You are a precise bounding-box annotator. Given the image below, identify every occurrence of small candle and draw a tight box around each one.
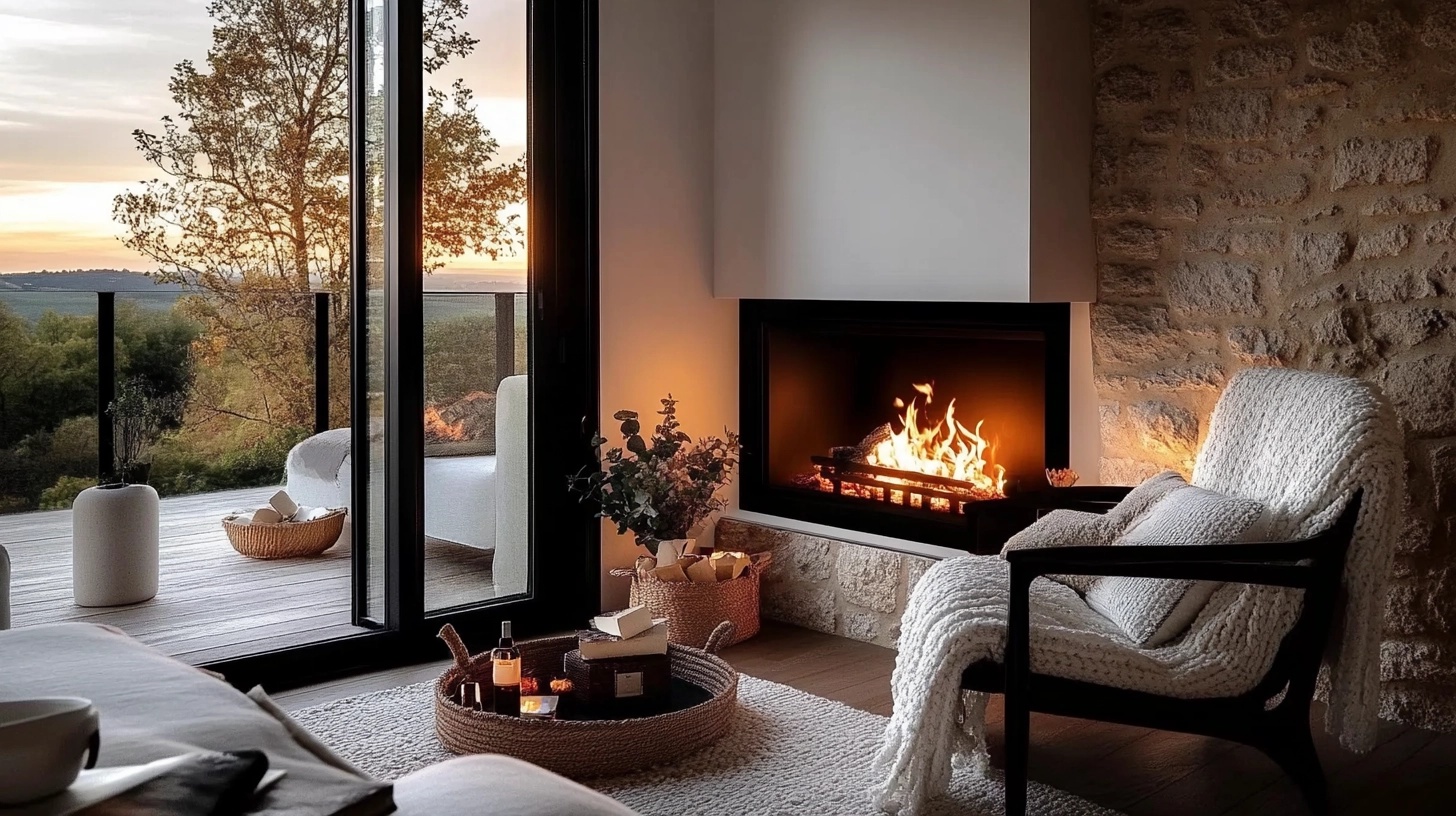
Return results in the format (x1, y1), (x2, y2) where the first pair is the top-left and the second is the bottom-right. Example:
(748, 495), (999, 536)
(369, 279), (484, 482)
(550, 677), (574, 695)
(521, 676), (540, 695)
(519, 695), (559, 720)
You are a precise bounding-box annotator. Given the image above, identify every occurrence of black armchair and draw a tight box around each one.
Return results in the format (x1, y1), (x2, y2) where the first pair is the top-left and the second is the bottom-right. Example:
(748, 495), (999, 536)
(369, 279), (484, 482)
(964, 491), (1362, 816)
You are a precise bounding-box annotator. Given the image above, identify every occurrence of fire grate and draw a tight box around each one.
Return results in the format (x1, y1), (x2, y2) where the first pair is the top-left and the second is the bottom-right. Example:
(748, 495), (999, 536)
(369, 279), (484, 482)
(808, 456), (1001, 517)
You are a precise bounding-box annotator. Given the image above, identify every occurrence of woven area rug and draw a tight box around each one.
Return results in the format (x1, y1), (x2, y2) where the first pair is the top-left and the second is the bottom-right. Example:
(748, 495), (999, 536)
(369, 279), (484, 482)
(292, 676), (1118, 816)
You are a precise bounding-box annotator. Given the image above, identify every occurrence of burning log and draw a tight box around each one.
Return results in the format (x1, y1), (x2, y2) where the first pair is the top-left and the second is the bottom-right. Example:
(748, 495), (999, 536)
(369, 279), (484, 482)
(831, 423), (894, 463)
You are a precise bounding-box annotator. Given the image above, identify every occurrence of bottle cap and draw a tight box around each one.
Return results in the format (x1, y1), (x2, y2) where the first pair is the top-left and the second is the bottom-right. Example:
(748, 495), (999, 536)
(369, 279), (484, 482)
(502, 620), (512, 639)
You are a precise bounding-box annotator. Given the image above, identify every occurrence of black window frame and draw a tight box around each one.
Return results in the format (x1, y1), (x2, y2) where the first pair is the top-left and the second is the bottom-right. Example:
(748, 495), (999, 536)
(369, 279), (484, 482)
(204, 0), (599, 692)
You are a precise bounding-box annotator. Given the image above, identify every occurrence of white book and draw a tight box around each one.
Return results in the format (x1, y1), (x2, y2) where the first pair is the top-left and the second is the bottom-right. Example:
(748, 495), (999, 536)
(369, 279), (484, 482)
(577, 620), (669, 660)
(591, 606), (655, 640)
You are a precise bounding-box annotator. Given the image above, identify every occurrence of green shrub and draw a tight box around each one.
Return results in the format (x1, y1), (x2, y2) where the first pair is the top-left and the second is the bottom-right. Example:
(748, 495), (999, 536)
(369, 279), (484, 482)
(39, 475), (97, 510)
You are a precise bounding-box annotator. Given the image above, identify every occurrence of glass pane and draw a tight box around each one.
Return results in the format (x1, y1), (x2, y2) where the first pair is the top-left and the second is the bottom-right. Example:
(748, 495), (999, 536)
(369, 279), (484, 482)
(423, 0), (529, 612)
(0, 293), (99, 517)
(362, 0), (388, 621)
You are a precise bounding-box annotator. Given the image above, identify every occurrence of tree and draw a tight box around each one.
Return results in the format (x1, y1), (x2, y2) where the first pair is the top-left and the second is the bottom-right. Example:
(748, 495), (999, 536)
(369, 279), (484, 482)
(115, 0), (525, 429)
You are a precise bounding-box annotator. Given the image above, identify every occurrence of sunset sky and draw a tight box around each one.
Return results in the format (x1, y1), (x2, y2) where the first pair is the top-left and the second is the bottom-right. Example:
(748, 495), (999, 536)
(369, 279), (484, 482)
(0, 0), (527, 276)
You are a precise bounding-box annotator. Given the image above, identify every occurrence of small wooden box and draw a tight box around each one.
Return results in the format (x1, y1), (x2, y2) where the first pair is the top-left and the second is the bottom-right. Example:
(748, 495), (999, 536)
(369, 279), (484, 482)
(563, 649), (670, 717)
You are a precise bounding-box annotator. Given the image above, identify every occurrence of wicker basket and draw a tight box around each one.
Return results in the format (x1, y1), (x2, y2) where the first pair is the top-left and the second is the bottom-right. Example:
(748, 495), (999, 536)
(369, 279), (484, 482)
(433, 623), (739, 778)
(222, 509), (346, 559)
(609, 552), (771, 649)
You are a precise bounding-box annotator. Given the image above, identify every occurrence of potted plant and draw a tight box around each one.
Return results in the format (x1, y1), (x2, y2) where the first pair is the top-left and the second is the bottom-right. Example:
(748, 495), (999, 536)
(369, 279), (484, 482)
(569, 396), (740, 557)
(71, 379), (184, 607)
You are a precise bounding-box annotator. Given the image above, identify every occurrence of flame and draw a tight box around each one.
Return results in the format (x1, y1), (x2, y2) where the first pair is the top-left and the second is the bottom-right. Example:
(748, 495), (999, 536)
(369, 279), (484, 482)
(866, 383), (1006, 498)
(424, 405), (466, 441)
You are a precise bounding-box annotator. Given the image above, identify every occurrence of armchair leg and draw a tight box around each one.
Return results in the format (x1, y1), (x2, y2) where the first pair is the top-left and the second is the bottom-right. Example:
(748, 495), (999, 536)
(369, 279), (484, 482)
(1003, 692), (1030, 816)
(1265, 726), (1329, 816)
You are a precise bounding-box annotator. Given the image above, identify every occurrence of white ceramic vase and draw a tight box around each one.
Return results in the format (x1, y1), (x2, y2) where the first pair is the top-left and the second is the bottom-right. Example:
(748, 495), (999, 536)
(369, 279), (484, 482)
(72, 484), (160, 607)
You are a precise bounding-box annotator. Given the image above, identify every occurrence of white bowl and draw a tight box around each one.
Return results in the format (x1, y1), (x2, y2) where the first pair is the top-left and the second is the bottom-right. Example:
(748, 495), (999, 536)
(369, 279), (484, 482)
(0, 697), (99, 805)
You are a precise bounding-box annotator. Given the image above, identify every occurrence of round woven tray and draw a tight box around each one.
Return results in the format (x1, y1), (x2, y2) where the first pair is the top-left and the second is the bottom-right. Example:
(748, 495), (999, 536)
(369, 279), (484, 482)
(222, 509), (346, 559)
(433, 623), (739, 778)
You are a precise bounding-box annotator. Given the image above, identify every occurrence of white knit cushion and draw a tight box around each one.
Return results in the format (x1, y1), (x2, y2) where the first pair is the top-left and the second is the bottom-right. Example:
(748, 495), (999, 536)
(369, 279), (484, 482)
(1084, 483), (1267, 647)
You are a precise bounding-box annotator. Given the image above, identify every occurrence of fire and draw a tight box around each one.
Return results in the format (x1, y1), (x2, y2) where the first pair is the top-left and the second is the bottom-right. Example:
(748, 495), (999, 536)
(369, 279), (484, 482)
(867, 383), (1006, 498)
(423, 405), (466, 441)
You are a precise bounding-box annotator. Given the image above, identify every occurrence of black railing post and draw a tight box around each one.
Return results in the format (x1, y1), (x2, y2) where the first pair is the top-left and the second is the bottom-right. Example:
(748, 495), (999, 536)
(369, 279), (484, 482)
(97, 292), (116, 482)
(494, 292), (515, 387)
(314, 291), (330, 434)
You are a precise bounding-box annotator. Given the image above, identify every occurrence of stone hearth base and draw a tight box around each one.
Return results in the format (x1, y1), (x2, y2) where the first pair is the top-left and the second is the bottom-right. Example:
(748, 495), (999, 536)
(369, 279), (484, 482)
(715, 517), (936, 649)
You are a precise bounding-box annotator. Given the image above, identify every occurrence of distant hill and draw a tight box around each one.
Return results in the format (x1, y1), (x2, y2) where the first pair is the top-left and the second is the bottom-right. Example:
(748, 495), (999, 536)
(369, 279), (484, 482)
(0, 270), (185, 321)
(0, 269), (184, 293)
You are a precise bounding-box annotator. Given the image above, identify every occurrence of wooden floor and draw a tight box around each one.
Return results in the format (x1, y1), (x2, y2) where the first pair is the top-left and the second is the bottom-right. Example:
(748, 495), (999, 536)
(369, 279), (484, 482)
(275, 622), (1456, 816)
(1, 486), (495, 664)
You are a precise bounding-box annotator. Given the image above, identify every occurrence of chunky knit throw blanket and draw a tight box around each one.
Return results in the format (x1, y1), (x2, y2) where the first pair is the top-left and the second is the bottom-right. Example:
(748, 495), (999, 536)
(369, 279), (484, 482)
(873, 368), (1403, 815)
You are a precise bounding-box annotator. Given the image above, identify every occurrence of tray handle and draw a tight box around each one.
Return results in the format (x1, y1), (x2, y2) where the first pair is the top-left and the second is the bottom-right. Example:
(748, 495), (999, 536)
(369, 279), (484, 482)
(704, 621), (737, 654)
(438, 623), (473, 672)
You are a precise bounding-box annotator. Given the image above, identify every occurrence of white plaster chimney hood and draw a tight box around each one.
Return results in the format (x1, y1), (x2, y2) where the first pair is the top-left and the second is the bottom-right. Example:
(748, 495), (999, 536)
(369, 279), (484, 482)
(713, 0), (1094, 303)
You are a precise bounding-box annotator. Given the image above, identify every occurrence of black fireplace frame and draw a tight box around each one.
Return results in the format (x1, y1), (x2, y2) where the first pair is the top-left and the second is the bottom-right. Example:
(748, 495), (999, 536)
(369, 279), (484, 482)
(738, 299), (1071, 549)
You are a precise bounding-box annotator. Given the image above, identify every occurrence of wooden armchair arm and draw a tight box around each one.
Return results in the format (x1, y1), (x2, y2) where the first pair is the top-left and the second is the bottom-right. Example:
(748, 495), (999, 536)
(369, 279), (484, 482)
(1004, 539), (1327, 590)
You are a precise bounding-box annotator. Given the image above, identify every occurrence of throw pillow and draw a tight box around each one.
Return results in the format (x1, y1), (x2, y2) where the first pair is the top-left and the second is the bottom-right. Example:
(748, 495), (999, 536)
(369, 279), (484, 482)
(1084, 483), (1267, 648)
(999, 471), (1188, 594)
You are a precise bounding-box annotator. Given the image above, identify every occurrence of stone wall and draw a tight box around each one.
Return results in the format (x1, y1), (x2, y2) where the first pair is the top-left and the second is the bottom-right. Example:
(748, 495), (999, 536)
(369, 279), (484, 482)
(1091, 0), (1456, 730)
(716, 518), (934, 649)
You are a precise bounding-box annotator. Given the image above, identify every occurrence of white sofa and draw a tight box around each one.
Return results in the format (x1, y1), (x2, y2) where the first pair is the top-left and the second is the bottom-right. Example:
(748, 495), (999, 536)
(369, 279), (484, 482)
(285, 375), (528, 596)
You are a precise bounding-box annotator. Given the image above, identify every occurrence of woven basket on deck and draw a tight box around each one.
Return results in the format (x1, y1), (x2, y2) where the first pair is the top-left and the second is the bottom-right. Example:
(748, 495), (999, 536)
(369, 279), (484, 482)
(222, 509), (346, 559)
(433, 623), (739, 778)
(609, 551), (771, 649)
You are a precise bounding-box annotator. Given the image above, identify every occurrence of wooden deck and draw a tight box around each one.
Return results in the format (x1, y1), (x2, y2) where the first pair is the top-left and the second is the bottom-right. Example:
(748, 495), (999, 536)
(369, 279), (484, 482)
(1, 486), (495, 664)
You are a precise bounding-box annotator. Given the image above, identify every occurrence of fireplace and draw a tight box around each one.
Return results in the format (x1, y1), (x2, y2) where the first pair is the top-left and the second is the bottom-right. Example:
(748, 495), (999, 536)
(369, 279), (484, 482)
(739, 300), (1070, 549)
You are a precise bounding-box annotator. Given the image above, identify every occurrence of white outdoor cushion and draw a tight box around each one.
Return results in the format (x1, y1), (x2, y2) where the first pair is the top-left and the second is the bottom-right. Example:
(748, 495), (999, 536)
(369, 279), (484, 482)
(1085, 480), (1267, 647)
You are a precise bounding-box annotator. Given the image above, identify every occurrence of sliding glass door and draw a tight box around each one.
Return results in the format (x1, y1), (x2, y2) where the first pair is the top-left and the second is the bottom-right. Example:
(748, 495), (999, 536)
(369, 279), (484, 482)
(349, 0), (598, 651)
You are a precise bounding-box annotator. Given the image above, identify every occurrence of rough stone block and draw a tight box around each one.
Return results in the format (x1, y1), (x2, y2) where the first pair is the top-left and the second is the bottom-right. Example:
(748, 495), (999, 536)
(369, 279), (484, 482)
(1096, 362), (1227, 393)
(1160, 194), (1203, 221)
(1097, 65), (1159, 108)
(1332, 137), (1436, 190)
(1226, 146), (1278, 165)
(838, 611), (882, 644)
(1090, 304), (1179, 366)
(1381, 639), (1456, 683)
(1354, 224), (1415, 260)
(1099, 263), (1158, 299)
(1227, 326), (1298, 365)
(1284, 76), (1348, 100)
(1097, 221), (1171, 260)
(1422, 1), (1456, 50)
(761, 583), (836, 633)
(721, 521), (834, 584)
(1308, 16), (1407, 72)
(904, 555), (932, 599)
(1215, 174), (1310, 208)
(1142, 110), (1178, 137)
(1180, 145), (1221, 186)
(1369, 308), (1451, 351)
(1187, 89), (1273, 142)
(1092, 191), (1153, 220)
(1429, 440), (1456, 511)
(1292, 231), (1352, 279)
(1100, 457), (1165, 487)
(1125, 7), (1199, 60)
(1426, 218), (1456, 245)
(1209, 43), (1295, 84)
(1168, 260), (1264, 318)
(1120, 141), (1170, 181)
(836, 545), (901, 614)
(1381, 355), (1456, 436)
(1364, 195), (1444, 216)
(1213, 0), (1292, 39)
(1128, 401), (1200, 463)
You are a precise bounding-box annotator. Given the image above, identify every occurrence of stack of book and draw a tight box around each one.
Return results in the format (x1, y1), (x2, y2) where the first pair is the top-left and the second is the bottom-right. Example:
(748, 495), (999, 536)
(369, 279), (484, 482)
(566, 606), (672, 715)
